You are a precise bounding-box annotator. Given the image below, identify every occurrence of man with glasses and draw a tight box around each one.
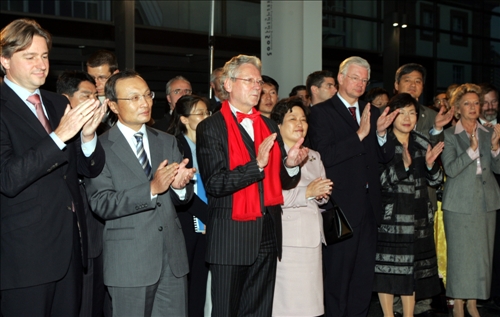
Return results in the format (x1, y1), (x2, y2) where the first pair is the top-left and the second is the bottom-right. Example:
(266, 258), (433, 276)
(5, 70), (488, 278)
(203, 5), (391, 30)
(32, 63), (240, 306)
(309, 56), (398, 317)
(479, 83), (499, 126)
(154, 76), (192, 132)
(306, 70), (337, 106)
(85, 70), (195, 317)
(196, 54), (307, 316)
(87, 50), (120, 133)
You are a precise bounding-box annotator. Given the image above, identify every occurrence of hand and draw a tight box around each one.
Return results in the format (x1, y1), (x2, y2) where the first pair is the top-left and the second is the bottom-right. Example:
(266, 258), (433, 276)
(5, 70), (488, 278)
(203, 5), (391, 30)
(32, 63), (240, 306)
(425, 142), (444, 167)
(356, 104), (371, 141)
(150, 160), (178, 196)
(82, 99), (108, 143)
(470, 128), (478, 151)
(376, 106), (399, 136)
(172, 158), (196, 189)
(54, 99), (101, 142)
(305, 177), (333, 200)
(491, 124), (500, 151)
(285, 137), (309, 168)
(402, 142), (412, 168)
(256, 133), (277, 169)
(434, 106), (455, 130)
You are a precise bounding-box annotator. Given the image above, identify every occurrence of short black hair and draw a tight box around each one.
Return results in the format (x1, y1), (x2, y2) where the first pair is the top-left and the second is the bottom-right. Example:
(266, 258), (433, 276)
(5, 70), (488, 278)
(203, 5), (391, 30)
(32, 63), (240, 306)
(262, 75), (279, 94)
(56, 70), (96, 96)
(289, 85), (307, 97)
(387, 93), (420, 122)
(365, 87), (389, 104)
(306, 70), (334, 97)
(271, 97), (309, 125)
(395, 63), (426, 84)
(105, 69), (140, 102)
(87, 50), (119, 73)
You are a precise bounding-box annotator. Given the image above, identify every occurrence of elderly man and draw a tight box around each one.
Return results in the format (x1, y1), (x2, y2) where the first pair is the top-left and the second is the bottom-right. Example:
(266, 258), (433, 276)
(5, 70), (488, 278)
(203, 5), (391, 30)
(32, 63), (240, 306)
(1, 19), (106, 316)
(196, 55), (308, 316)
(153, 75), (192, 131)
(308, 56), (398, 317)
(85, 70), (195, 316)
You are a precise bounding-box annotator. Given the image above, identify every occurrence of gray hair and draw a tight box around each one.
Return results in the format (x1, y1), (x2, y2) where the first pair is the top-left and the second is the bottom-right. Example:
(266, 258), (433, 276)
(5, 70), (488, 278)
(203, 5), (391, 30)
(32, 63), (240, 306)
(338, 56), (371, 79)
(210, 67), (223, 83)
(165, 75), (191, 94)
(220, 55), (262, 100)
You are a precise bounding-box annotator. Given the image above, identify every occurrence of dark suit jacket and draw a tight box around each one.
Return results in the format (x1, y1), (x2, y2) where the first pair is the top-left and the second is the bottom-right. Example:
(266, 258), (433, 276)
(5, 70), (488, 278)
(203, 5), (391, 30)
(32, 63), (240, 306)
(308, 95), (395, 226)
(152, 112), (171, 133)
(196, 111), (300, 265)
(209, 97), (222, 113)
(0, 82), (105, 290)
(85, 125), (192, 287)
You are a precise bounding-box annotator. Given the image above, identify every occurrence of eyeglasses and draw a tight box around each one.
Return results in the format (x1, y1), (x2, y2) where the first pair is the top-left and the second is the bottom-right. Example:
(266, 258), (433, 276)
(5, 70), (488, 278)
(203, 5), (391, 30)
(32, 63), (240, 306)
(116, 91), (155, 103)
(345, 75), (370, 85)
(187, 111), (212, 117)
(91, 74), (112, 83)
(231, 77), (265, 87)
(171, 89), (193, 95)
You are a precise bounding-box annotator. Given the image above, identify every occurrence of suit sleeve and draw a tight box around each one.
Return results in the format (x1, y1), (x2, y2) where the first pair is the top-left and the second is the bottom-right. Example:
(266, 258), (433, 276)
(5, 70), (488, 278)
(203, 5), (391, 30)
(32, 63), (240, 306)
(76, 136), (105, 178)
(441, 130), (475, 178)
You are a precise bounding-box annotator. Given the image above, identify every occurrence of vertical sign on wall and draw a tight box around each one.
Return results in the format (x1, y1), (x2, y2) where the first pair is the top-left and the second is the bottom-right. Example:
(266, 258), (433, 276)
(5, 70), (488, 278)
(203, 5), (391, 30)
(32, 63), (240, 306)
(261, 0), (322, 96)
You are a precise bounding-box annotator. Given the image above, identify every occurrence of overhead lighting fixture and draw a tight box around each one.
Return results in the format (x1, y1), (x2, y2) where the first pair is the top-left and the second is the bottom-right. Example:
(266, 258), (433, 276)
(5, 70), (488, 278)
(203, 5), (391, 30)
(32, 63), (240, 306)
(401, 14), (408, 28)
(393, 22), (399, 27)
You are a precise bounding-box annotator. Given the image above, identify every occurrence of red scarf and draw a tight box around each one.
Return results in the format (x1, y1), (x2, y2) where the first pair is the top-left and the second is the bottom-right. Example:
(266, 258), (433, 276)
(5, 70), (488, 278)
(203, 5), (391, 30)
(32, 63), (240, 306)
(220, 101), (283, 221)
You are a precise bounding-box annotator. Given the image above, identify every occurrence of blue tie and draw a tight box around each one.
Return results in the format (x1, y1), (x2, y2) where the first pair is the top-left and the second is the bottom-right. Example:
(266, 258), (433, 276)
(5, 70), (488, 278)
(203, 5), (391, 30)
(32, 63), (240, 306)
(134, 132), (152, 179)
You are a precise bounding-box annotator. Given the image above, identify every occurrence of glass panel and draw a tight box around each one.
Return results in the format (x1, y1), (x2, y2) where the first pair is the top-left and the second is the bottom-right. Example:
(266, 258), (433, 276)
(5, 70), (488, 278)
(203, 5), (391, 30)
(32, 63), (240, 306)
(60, 0), (72, 17)
(492, 7), (500, 40)
(43, 0), (56, 15)
(74, 1), (86, 19)
(226, 0), (260, 37)
(436, 61), (471, 87)
(323, 0), (377, 18)
(28, 0), (42, 13)
(9, 0), (24, 12)
(323, 17), (378, 51)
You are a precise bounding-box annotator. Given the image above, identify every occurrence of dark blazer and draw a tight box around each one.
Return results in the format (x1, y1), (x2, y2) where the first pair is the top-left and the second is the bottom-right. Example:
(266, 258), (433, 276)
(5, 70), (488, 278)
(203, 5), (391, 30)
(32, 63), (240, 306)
(196, 111), (301, 265)
(308, 95), (395, 226)
(0, 82), (105, 290)
(85, 125), (192, 287)
(152, 112), (172, 132)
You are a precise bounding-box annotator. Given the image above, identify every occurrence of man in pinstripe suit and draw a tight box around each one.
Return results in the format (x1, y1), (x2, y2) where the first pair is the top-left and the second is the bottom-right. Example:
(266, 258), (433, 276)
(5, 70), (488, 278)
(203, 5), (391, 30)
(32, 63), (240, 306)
(197, 55), (308, 316)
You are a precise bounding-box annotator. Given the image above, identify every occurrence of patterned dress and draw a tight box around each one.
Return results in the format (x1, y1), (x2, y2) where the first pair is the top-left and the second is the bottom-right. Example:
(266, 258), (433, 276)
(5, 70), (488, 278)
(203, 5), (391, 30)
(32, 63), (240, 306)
(373, 131), (443, 300)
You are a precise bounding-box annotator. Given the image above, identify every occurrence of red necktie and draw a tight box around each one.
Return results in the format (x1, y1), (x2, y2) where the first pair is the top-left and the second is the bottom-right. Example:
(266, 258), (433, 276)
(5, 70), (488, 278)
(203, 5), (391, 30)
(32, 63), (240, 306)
(348, 107), (357, 122)
(236, 110), (262, 123)
(27, 94), (52, 133)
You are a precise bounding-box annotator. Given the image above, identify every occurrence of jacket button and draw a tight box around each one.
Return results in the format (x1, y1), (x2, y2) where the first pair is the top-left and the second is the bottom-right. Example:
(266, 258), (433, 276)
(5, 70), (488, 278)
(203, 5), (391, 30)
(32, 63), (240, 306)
(90, 160), (95, 166)
(67, 206), (72, 211)
(135, 206), (139, 210)
(158, 226), (163, 231)
(63, 175), (67, 179)
(483, 181), (486, 185)
(157, 202), (161, 207)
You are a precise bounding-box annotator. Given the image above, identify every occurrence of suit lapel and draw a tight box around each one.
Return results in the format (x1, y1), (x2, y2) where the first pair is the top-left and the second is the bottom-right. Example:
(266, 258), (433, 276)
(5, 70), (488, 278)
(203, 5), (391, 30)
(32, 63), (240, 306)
(108, 126), (149, 181)
(146, 127), (162, 172)
(332, 95), (359, 131)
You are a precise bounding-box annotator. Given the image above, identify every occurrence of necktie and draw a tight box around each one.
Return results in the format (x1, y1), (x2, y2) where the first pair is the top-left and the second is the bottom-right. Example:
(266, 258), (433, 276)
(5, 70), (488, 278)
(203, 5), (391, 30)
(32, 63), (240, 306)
(348, 107), (357, 122)
(27, 94), (52, 133)
(236, 110), (261, 123)
(134, 132), (152, 179)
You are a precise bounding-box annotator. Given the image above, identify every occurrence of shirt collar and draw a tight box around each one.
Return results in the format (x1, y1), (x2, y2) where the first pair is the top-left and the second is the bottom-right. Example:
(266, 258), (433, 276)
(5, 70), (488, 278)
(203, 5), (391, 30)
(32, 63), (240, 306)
(4, 76), (42, 103)
(337, 92), (358, 108)
(116, 120), (147, 140)
(454, 120), (488, 134)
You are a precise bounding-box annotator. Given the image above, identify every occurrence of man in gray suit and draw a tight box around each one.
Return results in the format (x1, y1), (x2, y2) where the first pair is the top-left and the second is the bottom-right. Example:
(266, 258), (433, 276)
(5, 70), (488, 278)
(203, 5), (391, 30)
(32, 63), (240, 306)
(85, 70), (195, 317)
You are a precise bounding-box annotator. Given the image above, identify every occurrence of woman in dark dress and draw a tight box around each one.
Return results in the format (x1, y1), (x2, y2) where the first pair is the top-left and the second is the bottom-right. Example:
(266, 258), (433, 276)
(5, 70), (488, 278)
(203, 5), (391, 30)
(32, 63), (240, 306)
(167, 95), (211, 317)
(373, 93), (444, 317)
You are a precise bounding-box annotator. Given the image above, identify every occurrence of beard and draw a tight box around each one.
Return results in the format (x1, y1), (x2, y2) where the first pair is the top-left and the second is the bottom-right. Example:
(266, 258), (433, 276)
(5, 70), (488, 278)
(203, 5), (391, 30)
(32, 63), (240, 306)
(484, 109), (498, 122)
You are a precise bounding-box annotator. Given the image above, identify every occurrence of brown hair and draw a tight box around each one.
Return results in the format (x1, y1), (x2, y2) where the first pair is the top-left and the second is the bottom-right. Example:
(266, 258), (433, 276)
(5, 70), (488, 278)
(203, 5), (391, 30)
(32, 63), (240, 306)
(1, 19), (52, 73)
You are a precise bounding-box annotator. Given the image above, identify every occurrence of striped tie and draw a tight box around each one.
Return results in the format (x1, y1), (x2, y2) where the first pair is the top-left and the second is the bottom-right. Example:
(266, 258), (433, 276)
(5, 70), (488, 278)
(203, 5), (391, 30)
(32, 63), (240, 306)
(134, 132), (152, 179)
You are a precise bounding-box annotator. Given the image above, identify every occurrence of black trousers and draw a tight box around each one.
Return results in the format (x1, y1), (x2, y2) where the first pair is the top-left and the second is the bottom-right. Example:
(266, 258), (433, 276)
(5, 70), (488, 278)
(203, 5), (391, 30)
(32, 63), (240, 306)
(210, 212), (277, 317)
(323, 195), (377, 317)
(1, 214), (83, 317)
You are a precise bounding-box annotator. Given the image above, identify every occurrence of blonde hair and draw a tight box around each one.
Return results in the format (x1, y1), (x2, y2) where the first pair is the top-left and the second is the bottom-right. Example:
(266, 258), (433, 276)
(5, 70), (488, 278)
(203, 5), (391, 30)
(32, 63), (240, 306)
(449, 83), (483, 119)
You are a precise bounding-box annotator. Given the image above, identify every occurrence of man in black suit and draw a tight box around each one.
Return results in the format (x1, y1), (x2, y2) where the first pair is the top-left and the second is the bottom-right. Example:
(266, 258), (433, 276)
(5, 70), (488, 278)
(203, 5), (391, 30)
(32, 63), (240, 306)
(196, 54), (308, 316)
(56, 70), (108, 317)
(0, 19), (106, 316)
(153, 75), (192, 132)
(308, 56), (398, 317)
(306, 70), (337, 106)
